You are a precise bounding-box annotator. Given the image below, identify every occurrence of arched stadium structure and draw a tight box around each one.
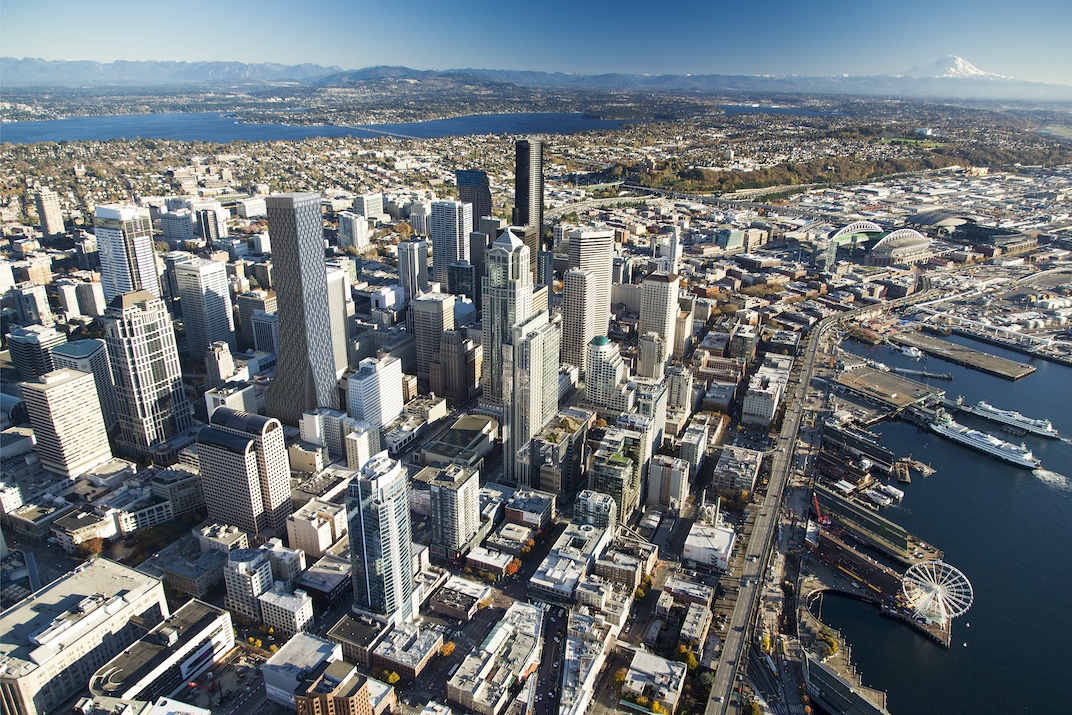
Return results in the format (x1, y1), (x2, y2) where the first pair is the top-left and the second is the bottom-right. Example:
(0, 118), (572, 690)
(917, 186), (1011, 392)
(828, 221), (884, 247)
(868, 228), (933, 266)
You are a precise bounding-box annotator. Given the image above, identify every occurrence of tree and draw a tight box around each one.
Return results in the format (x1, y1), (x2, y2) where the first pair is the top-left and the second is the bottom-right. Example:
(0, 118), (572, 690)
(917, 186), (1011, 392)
(636, 697), (649, 708)
(686, 652), (699, 671)
(614, 667), (628, 685)
(254, 639), (263, 649)
(441, 642), (456, 657)
(506, 559), (521, 576)
(77, 537), (105, 557)
(387, 671), (401, 685)
(651, 702), (667, 715)
(269, 644), (279, 653)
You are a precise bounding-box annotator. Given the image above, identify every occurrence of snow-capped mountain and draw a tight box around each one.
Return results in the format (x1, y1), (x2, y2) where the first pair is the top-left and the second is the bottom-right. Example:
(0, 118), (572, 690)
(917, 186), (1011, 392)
(904, 56), (1008, 80)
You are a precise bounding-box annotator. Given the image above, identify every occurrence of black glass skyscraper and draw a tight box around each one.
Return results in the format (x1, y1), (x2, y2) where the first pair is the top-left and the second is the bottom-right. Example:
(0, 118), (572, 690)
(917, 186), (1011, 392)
(511, 139), (544, 279)
(455, 169), (493, 225)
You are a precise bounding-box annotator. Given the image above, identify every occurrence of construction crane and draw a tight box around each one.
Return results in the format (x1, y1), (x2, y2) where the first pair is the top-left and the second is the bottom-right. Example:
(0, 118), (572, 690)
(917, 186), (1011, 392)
(813, 492), (831, 527)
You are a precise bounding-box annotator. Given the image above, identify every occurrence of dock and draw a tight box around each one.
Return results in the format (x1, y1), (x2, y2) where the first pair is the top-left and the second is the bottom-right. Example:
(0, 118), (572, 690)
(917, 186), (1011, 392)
(890, 331), (1036, 380)
(890, 367), (953, 380)
(833, 367), (945, 409)
(814, 484), (942, 567)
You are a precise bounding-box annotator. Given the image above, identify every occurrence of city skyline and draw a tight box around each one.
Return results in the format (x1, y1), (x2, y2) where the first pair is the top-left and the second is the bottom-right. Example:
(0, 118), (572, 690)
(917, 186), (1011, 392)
(1, 0), (1070, 86)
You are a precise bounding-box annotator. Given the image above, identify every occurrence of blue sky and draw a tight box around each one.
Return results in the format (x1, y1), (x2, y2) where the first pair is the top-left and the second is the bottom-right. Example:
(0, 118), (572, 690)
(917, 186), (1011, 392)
(2, 0), (1070, 85)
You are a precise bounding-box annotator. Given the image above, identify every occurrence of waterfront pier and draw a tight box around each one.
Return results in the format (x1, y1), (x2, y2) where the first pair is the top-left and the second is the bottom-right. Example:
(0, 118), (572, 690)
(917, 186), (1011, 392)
(890, 331), (1036, 380)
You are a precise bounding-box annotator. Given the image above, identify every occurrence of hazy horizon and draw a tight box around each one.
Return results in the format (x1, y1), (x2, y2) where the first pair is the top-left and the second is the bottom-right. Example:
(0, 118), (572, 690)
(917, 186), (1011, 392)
(2, 0), (1070, 85)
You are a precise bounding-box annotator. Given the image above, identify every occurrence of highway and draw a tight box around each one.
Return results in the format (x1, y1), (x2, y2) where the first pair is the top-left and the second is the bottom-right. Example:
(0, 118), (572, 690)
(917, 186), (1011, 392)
(702, 290), (943, 714)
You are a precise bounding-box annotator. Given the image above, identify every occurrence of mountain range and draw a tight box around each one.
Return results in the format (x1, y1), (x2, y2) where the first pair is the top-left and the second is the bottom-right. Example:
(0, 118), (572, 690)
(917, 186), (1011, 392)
(3, 56), (1069, 101)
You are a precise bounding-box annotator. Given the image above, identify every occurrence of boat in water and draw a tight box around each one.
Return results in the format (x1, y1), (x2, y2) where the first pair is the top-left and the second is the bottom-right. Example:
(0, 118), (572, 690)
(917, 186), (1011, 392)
(863, 488), (894, 507)
(929, 411), (1041, 469)
(900, 346), (923, 359)
(954, 397), (1059, 438)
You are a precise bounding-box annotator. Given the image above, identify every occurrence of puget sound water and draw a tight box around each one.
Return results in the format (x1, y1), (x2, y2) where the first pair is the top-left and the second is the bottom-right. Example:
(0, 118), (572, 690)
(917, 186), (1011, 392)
(829, 334), (1072, 713)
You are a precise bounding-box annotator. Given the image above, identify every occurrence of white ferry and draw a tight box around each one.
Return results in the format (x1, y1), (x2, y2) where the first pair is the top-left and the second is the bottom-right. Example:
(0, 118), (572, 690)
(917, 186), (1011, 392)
(955, 397), (1059, 438)
(930, 411), (1041, 469)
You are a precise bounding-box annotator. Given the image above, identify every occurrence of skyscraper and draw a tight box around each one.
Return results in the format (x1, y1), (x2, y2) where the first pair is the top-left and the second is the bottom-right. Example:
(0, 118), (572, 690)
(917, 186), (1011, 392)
(430, 330), (481, 407)
(206, 341), (236, 388)
(639, 272), (681, 370)
(326, 268), (352, 378)
(51, 339), (119, 430)
(412, 292), (455, 387)
(455, 169), (493, 227)
(94, 204), (161, 302)
(637, 332), (666, 380)
(8, 325), (66, 379)
(480, 228), (533, 412)
(560, 269), (596, 373)
(20, 369), (112, 478)
(236, 290), (277, 349)
(176, 258), (236, 362)
(503, 311), (561, 486)
(263, 193), (340, 426)
(197, 407), (292, 536)
(104, 291), (191, 458)
(428, 464), (480, 558)
(397, 238), (430, 301)
(347, 451), (413, 625)
(512, 139), (544, 233)
(35, 187), (64, 238)
(566, 226), (614, 347)
(430, 201), (473, 288)
(13, 282), (54, 326)
(347, 356), (404, 430)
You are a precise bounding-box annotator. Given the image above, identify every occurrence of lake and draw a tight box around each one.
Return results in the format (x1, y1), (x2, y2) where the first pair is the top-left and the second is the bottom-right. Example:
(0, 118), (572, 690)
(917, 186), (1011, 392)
(0, 112), (627, 145)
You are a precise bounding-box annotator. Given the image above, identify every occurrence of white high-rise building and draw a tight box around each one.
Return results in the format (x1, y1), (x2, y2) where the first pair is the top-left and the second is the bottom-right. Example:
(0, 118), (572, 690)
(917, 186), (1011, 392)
(567, 225), (614, 339)
(430, 201), (473, 288)
(344, 421), (381, 471)
(398, 239), (430, 300)
(176, 258), (236, 362)
(94, 204), (161, 302)
(7, 325), (66, 380)
(347, 451), (413, 625)
(205, 341), (236, 388)
(480, 228), (533, 412)
(77, 281), (107, 317)
(263, 193), (340, 426)
(561, 269), (596, 373)
(104, 291), (191, 458)
(51, 339), (119, 430)
(347, 356), (404, 429)
(504, 311), (561, 486)
(428, 464), (480, 557)
(224, 548), (274, 622)
(13, 282), (54, 326)
(353, 193), (384, 220)
(20, 369), (112, 478)
(584, 336), (634, 415)
(412, 292), (455, 386)
(637, 332), (666, 380)
(54, 279), (81, 318)
(639, 272), (680, 370)
(326, 268), (352, 378)
(35, 187), (64, 238)
(337, 211), (369, 250)
(666, 364), (694, 413)
(197, 407), (291, 536)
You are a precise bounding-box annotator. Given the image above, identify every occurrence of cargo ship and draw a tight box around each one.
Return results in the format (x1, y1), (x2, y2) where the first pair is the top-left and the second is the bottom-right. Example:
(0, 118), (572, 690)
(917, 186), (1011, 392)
(930, 411), (1041, 469)
(954, 397), (1059, 439)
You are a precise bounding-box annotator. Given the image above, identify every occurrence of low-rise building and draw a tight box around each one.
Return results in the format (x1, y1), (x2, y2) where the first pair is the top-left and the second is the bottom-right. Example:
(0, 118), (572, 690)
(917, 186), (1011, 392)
(559, 610), (617, 715)
(429, 575), (492, 622)
(89, 600), (233, 702)
(263, 633), (342, 708)
(528, 523), (611, 603)
(446, 603), (543, 715)
(711, 446), (763, 496)
(294, 660), (373, 715)
(0, 559), (169, 715)
(326, 613), (389, 666)
(622, 651), (687, 715)
(503, 488), (557, 530)
(258, 584), (314, 636)
(370, 622), (443, 681)
(136, 535), (227, 598)
(287, 499), (348, 559)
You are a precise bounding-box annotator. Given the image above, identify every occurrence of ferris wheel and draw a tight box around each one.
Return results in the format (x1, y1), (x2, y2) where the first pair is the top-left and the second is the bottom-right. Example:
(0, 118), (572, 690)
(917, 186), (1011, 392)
(902, 560), (974, 626)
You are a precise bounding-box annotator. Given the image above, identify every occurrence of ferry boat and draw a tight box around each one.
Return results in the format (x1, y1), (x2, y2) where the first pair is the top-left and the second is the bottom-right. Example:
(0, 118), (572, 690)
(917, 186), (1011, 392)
(930, 411), (1041, 469)
(954, 397), (1059, 438)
